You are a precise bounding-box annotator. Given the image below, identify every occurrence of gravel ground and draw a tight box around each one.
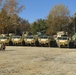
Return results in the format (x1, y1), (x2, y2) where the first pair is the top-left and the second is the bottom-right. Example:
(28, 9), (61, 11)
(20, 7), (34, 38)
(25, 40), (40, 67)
(0, 46), (76, 75)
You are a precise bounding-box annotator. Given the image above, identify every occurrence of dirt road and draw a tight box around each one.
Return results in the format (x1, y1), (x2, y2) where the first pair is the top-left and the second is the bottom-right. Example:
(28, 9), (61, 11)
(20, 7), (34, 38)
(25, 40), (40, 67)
(0, 46), (76, 75)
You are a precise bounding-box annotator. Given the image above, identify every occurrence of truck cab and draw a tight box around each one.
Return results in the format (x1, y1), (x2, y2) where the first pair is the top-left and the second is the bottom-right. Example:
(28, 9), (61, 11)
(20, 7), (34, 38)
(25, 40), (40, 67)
(56, 36), (69, 48)
(23, 35), (39, 46)
(10, 36), (22, 45)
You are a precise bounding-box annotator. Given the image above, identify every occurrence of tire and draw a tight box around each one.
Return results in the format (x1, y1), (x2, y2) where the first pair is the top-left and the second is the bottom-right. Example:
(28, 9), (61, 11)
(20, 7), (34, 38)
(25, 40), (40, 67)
(49, 41), (53, 47)
(69, 41), (74, 48)
(35, 41), (39, 46)
(9, 41), (13, 46)
(22, 41), (25, 46)
(49, 40), (57, 47)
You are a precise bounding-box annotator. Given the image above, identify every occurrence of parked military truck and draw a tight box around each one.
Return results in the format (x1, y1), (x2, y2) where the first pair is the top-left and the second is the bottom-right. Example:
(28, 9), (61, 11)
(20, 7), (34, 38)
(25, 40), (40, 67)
(23, 35), (39, 46)
(56, 31), (70, 48)
(38, 35), (56, 47)
(71, 33), (76, 48)
(56, 36), (70, 48)
(10, 35), (23, 45)
(0, 36), (9, 45)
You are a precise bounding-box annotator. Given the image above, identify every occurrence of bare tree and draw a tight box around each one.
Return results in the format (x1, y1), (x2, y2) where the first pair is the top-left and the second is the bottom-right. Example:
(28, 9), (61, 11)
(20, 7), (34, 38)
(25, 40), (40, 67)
(46, 4), (70, 35)
(3, 0), (24, 16)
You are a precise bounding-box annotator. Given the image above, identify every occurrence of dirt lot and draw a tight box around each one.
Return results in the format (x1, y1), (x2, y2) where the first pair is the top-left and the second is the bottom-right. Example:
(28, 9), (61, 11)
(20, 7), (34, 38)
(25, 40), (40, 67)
(0, 46), (76, 75)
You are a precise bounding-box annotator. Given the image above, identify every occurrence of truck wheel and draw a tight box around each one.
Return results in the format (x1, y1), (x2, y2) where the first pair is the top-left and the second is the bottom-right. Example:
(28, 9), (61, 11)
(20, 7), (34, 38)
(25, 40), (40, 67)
(49, 41), (56, 47)
(69, 41), (74, 48)
(35, 41), (39, 46)
(48, 42), (51, 47)
(22, 41), (25, 46)
(9, 41), (13, 46)
(49, 41), (52, 47)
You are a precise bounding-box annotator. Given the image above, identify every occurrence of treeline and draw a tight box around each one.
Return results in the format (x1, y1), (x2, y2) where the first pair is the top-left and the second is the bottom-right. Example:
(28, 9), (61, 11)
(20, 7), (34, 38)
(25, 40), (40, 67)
(0, 0), (30, 35)
(30, 4), (75, 36)
(0, 9), (30, 35)
(0, 0), (76, 36)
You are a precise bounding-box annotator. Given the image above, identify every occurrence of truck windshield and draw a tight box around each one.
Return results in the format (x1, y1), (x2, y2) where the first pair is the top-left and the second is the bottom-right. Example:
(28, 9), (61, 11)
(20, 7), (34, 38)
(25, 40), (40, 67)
(0, 37), (7, 39)
(12, 36), (21, 39)
(39, 36), (49, 39)
(25, 36), (33, 39)
(58, 37), (68, 40)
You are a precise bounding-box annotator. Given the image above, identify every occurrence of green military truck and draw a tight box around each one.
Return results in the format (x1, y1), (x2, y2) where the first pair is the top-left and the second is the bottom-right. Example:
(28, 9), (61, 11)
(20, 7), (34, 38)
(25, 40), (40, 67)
(23, 35), (39, 46)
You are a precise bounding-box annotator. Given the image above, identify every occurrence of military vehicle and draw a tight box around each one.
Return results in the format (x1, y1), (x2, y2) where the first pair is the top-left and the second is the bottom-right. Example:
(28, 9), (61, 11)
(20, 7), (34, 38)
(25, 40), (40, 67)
(23, 35), (39, 46)
(38, 35), (56, 47)
(10, 35), (23, 45)
(55, 31), (70, 48)
(56, 36), (70, 48)
(0, 43), (6, 51)
(0, 36), (9, 45)
(70, 33), (76, 48)
(56, 31), (68, 37)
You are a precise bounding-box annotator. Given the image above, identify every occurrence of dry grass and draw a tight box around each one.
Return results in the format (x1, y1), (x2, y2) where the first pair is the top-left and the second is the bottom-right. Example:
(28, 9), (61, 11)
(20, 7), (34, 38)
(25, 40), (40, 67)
(0, 46), (76, 75)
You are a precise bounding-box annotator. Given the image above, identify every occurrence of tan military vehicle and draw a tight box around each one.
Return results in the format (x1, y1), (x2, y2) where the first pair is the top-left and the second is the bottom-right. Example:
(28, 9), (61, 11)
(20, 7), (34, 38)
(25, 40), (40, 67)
(55, 31), (70, 48)
(56, 36), (70, 48)
(0, 36), (9, 45)
(23, 35), (39, 46)
(38, 35), (56, 47)
(10, 36), (23, 45)
(0, 43), (6, 51)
